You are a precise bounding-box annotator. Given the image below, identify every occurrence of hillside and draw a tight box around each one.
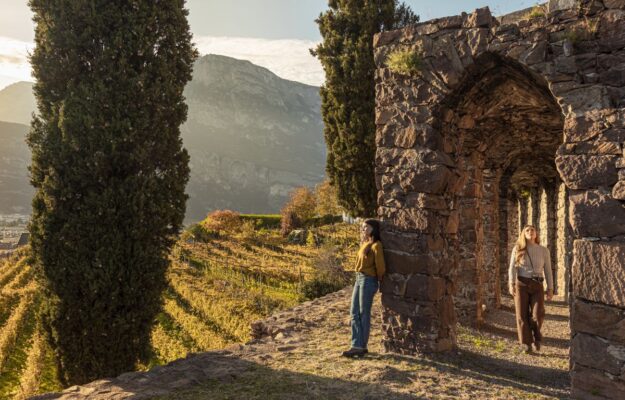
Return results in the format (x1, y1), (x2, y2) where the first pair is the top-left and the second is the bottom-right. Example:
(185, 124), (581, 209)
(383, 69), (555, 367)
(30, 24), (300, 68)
(0, 222), (358, 398)
(0, 121), (33, 214)
(0, 56), (325, 219)
(0, 82), (35, 126)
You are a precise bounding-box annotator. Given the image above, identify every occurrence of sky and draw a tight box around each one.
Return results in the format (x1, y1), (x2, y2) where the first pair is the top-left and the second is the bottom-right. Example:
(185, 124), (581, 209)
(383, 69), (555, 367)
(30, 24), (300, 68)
(0, 0), (536, 89)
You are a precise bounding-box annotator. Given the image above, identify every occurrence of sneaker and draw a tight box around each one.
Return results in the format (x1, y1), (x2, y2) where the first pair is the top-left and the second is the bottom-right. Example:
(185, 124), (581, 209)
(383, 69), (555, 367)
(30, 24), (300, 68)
(521, 344), (532, 354)
(342, 348), (366, 358)
(534, 342), (541, 352)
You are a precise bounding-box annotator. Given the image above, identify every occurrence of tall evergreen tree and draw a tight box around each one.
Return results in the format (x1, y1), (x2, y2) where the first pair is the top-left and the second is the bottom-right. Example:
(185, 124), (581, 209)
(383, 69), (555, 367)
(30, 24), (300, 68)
(312, 1), (418, 217)
(27, 0), (197, 385)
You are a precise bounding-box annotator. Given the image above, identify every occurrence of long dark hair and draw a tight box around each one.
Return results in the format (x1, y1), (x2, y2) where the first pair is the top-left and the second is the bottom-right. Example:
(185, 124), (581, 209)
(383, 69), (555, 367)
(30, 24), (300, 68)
(363, 219), (381, 255)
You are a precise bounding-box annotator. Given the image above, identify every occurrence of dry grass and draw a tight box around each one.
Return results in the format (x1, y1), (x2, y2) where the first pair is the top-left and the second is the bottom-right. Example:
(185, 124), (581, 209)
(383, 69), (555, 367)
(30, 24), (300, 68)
(161, 294), (570, 400)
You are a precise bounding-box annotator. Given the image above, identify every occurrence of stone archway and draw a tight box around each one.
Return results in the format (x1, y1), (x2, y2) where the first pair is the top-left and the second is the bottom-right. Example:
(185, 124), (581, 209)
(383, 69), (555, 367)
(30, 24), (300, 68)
(373, 3), (625, 398)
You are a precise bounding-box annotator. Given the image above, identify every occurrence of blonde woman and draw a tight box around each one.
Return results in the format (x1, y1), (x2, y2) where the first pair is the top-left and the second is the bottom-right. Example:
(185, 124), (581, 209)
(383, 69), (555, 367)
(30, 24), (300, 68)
(508, 225), (553, 354)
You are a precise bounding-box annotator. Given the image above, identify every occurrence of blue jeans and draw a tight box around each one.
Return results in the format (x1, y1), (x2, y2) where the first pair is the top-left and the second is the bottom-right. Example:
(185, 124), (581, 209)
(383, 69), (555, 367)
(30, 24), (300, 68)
(350, 272), (379, 349)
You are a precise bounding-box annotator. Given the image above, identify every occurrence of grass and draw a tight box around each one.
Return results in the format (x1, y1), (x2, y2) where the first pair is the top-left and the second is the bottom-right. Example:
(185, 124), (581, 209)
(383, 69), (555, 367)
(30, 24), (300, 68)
(0, 222), (359, 397)
(525, 4), (545, 19)
(564, 17), (599, 44)
(386, 48), (423, 76)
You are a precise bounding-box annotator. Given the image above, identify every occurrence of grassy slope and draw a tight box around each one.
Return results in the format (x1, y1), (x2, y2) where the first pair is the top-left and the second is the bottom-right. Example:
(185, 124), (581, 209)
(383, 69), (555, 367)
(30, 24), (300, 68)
(0, 222), (358, 398)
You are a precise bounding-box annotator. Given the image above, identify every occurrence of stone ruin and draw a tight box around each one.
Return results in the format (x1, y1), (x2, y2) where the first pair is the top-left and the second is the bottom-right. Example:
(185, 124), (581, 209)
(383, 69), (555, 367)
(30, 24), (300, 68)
(373, 0), (625, 398)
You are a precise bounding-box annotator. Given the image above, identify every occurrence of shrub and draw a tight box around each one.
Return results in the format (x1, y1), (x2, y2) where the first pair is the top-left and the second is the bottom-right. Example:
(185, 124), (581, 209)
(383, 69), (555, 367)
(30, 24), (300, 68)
(306, 215), (343, 228)
(387, 48), (422, 76)
(281, 187), (316, 222)
(239, 220), (257, 241)
(564, 17), (599, 44)
(306, 230), (318, 247)
(301, 244), (351, 299)
(525, 4), (545, 19)
(202, 210), (242, 234)
(280, 210), (301, 237)
(187, 223), (217, 243)
(240, 214), (281, 229)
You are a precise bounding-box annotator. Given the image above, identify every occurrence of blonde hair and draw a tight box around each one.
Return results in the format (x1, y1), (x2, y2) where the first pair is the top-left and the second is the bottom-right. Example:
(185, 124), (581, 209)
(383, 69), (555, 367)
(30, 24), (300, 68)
(514, 224), (540, 266)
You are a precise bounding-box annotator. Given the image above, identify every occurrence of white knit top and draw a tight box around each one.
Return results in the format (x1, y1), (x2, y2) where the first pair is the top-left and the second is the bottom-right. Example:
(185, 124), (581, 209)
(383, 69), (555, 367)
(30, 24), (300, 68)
(508, 243), (554, 291)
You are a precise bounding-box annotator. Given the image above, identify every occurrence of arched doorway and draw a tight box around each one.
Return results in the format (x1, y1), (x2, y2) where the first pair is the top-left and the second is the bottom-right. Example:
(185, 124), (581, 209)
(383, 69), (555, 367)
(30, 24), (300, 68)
(374, 5), (625, 398)
(436, 52), (565, 323)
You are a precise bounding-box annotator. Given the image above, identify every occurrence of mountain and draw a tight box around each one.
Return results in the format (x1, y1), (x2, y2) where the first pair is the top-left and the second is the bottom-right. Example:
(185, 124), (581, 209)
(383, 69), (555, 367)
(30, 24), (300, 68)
(0, 81), (36, 125)
(182, 55), (325, 221)
(0, 55), (326, 221)
(0, 121), (33, 214)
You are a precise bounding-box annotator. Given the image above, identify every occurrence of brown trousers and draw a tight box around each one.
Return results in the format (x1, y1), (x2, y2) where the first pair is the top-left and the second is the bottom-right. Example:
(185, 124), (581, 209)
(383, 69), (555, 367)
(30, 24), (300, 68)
(514, 276), (545, 345)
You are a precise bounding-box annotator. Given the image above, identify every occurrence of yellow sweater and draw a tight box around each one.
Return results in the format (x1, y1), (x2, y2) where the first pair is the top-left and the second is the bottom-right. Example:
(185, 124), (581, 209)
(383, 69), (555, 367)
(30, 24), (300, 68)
(354, 241), (386, 280)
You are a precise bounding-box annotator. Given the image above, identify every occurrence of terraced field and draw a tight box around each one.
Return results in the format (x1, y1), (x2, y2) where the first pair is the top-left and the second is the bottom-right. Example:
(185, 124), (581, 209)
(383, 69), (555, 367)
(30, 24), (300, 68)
(0, 222), (358, 398)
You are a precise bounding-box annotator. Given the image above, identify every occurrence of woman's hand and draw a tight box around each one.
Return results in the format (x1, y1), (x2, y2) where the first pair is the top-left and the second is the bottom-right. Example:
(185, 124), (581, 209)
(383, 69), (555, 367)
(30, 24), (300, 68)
(546, 289), (553, 301)
(509, 284), (515, 296)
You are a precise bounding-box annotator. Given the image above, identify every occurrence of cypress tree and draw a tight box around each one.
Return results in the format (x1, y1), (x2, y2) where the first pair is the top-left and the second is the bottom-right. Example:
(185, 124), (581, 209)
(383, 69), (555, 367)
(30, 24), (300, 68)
(27, 0), (197, 384)
(312, 1), (419, 217)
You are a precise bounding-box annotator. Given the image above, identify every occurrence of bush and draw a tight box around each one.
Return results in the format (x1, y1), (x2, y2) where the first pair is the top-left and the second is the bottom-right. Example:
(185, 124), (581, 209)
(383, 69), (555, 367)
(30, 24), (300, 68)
(280, 187), (316, 227)
(305, 215), (343, 228)
(387, 48), (422, 76)
(301, 244), (351, 299)
(202, 210), (242, 234)
(240, 214), (281, 229)
(280, 211), (301, 237)
(525, 4), (545, 19)
(239, 220), (257, 240)
(187, 223), (217, 242)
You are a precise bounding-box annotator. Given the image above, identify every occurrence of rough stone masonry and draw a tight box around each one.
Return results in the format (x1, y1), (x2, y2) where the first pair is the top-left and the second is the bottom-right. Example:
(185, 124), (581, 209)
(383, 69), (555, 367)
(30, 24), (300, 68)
(373, 0), (625, 398)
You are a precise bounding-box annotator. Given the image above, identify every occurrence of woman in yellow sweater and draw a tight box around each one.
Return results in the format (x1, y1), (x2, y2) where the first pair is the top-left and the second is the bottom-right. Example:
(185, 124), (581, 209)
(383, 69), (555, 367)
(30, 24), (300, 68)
(342, 219), (386, 358)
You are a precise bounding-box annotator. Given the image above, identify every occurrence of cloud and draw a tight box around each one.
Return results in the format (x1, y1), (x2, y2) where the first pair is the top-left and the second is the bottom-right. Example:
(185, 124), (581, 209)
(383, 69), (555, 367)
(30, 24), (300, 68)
(194, 36), (324, 87)
(0, 36), (327, 89)
(0, 36), (33, 89)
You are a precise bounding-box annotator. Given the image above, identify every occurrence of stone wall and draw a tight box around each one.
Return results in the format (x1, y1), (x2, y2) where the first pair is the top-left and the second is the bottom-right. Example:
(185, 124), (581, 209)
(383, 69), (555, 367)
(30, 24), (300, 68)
(374, 1), (625, 398)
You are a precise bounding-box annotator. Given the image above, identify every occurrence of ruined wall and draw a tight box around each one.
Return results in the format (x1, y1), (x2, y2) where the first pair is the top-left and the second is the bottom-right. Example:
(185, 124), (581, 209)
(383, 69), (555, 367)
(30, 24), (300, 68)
(374, 1), (625, 398)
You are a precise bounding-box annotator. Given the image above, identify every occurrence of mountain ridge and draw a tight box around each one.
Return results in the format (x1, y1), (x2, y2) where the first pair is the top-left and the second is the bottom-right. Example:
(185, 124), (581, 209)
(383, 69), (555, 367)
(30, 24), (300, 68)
(0, 55), (325, 220)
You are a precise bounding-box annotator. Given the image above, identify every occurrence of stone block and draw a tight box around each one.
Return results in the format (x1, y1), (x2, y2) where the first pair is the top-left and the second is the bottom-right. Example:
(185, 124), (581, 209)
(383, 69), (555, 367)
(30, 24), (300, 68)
(559, 142), (622, 155)
(548, 0), (579, 13)
(380, 230), (429, 254)
(379, 206), (442, 233)
(397, 166), (452, 194)
(604, 0), (625, 9)
(571, 363), (625, 399)
(404, 274), (447, 301)
(613, 180), (625, 199)
(520, 40), (549, 64)
(562, 111), (610, 142)
(573, 240), (625, 307)
(556, 155), (619, 189)
(463, 7), (494, 28)
(404, 193), (447, 210)
(598, 10), (625, 52)
(465, 28), (489, 57)
(571, 332), (625, 376)
(572, 298), (625, 343)
(569, 190), (625, 237)
(384, 249), (453, 276)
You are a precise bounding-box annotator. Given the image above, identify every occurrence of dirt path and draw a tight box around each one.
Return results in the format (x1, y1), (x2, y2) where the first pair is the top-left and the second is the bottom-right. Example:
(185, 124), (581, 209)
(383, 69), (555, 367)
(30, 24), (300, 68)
(35, 289), (571, 400)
